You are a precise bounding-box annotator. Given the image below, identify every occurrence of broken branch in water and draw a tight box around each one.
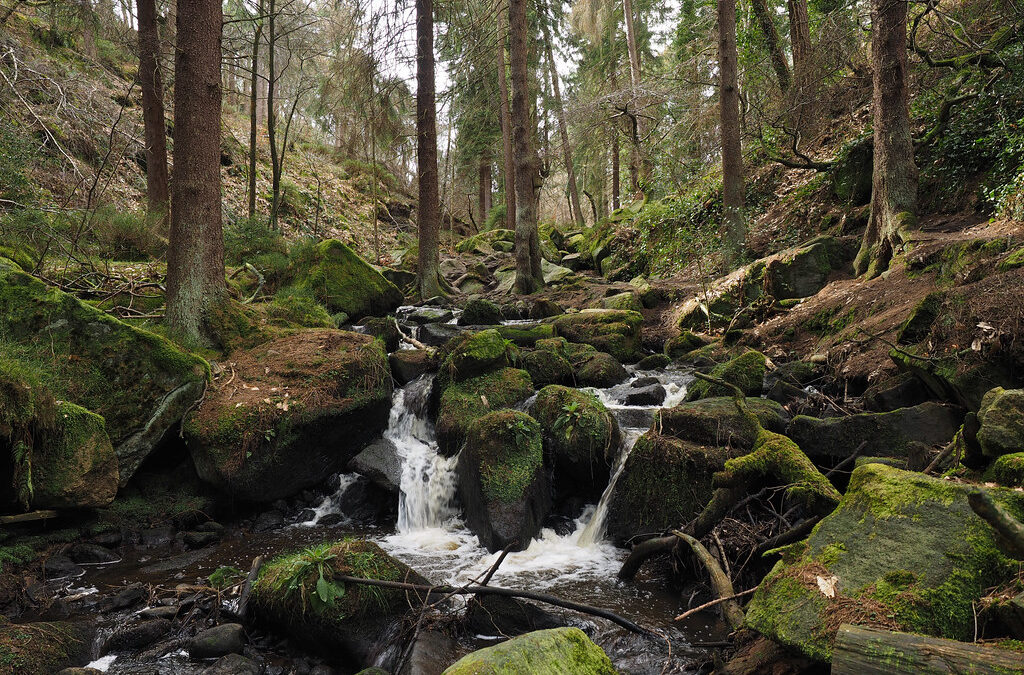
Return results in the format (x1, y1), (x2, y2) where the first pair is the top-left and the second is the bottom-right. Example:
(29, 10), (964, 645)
(674, 587), (758, 623)
(331, 574), (657, 638)
(672, 530), (744, 630)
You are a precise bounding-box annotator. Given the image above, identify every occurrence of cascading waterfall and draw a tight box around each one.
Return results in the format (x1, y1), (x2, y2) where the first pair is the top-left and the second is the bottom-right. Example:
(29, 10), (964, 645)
(577, 428), (645, 546)
(388, 375), (461, 533)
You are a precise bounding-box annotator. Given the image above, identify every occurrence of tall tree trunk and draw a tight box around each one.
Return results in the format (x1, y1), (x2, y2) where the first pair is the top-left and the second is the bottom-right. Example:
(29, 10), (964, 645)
(267, 0), (281, 230)
(496, 5), (516, 231)
(610, 68), (620, 211)
(509, 0), (543, 293)
(621, 0), (649, 190)
(478, 152), (492, 221)
(79, 0), (97, 59)
(416, 0), (443, 299)
(787, 0), (814, 129)
(718, 0), (745, 261)
(622, 0), (641, 87)
(752, 0), (790, 92)
(247, 3), (262, 220)
(855, 0), (917, 278)
(166, 0), (226, 345)
(541, 3), (585, 228)
(136, 0), (169, 230)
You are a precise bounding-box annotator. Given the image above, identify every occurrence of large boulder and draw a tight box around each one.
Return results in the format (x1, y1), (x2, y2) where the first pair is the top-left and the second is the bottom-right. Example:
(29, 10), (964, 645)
(252, 540), (428, 668)
(552, 310), (643, 363)
(657, 396), (789, 450)
(606, 432), (726, 545)
(685, 350), (767, 401)
(521, 349), (573, 387)
(31, 401), (118, 509)
(185, 330), (392, 502)
(438, 329), (517, 387)
(530, 386), (620, 499)
(976, 387), (1024, 457)
(457, 410), (551, 552)
(297, 239), (403, 320)
(459, 298), (503, 326)
(436, 368), (534, 456)
(573, 352), (628, 388)
(785, 402), (962, 461)
(0, 256), (207, 484)
(745, 464), (1024, 662)
(442, 627), (615, 675)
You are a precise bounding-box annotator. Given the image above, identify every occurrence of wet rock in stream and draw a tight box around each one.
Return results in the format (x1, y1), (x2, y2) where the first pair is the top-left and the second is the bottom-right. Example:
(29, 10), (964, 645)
(68, 543), (120, 564)
(102, 618), (172, 654)
(202, 654), (262, 675)
(189, 623), (246, 659)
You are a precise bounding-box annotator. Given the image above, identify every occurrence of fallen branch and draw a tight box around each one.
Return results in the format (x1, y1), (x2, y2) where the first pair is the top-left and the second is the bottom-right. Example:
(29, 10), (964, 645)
(674, 587), (757, 623)
(332, 574), (656, 638)
(618, 535), (676, 580)
(235, 555), (264, 621)
(924, 436), (958, 475)
(672, 530), (744, 630)
(968, 490), (1024, 559)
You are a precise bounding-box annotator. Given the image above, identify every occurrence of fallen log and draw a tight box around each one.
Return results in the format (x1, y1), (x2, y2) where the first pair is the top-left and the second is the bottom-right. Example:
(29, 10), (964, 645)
(832, 623), (1024, 674)
(332, 574), (657, 638)
(235, 555), (264, 621)
(969, 490), (1024, 559)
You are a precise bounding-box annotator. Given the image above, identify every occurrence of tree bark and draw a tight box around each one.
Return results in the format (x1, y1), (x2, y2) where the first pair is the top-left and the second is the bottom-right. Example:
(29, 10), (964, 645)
(752, 0), (790, 92)
(509, 0), (543, 293)
(622, 0), (641, 88)
(496, 5), (516, 232)
(478, 151), (492, 221)
(166, 0), (227, 345)
(621, 0), (650, 191)
(855, 0), (917, 278)
(79, 0), (97, 59)
(416, 0), (443, 299)
(136, 0), (169, 230)
(541, 3), (585, 228)
(266, 0), (282, 230)
(718, 0), (746, 261)
(247, 1), (262, 220)
(611, 131), (620, 210)
(787, 0), (815, 130)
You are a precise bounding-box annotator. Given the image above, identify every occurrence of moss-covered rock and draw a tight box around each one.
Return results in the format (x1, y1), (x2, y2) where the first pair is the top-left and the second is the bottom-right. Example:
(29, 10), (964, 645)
(977, 388), (1024, 458)
(599, 292), (643, 312)
(745, 464), (1024, 662)
(265, 291), (335, 329)
(664, 331), (708, 359)
(530, 386), (619, 499)
(606, 432), (726, 544)
(685, 350), (767, 401)
(297, 239), (403, 320)
(495, 323), (555, 347)
(360, 316), (401, 353)
(442, 627), (615, 675)
(30, 401), (118, 509)
(897, 292), (944, 345)
(0, 256), (207, 484)
(185, 330), (392, 502)
(252, 540), (428, 667)
(439, 329), (517, 388)
(389, 349), (436, 385)
(552, 310), (643, 363)
(573, 352), (628, 388)
(998, 247), (1024, 272)
(521, 350), (573, 388)
(890, 346), (1017, 411)
(785, 402), (962, 461)
(762, 236), (849, 300)
(0, 620), (94, 674)
(657, 396), (788, 450)
(459, 298), (503, 326)
(636, 353), (670, 370)
(455, 229), (515, 255)
(985, 452), (1024, 487)
(436, 368), (534, 456)
(457, 410), (550, 552)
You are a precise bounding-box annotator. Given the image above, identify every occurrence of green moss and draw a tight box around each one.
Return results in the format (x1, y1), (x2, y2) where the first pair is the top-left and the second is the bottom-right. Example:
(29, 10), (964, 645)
(897, 292), (944, 345)
(552, 309), (643, 362)
(439, 329), (518, 387)
(297, 239), (402, 319)
(30, 400), (118, 509)
(437, 368), (534, 455)
(521, 349), (573, 387)
(467, 410), (544, 504)
(265, 290), (335, 328)
(0, 247), (32, 272)
(999, 247), (1024, 272)
(460, 298), (502, 325)
(803, 306), (857, 337)
(986, 453), (1024, 487)
(531, 386), (618, 482)
(664, 331), (707, 358)
(685, 350), (767, 401)
(495, 323), (555, 347)
(442, 627), (616, 675)
(637, 353), (670, 369)
(455, 229), (515, 255)
(0, 621), (93, 674)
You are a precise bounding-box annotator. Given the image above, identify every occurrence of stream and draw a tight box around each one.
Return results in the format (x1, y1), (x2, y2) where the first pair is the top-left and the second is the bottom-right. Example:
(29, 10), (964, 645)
(51, 325), (728, 674)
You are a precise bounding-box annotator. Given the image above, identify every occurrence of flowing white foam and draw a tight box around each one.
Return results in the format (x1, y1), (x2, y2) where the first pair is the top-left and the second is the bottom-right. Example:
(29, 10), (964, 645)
(301, 472), (360, 527)
(578, 429), (646, 546)
(86, 655), (117, 672)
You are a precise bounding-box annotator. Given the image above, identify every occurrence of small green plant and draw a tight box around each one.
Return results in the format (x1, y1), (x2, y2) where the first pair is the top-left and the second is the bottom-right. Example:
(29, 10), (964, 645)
(278, 542), (347, 613)
(208, 566), (244, 590)
(505, 416), (535, 453)
(552, 401), (583, 441)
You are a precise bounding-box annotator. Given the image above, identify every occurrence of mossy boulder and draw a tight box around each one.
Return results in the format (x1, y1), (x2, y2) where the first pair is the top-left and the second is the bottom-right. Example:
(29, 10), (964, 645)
(0, 256), (207, 484)
(685, 350), (767, 401)
(636, 353), (670, 370)
(831, 136), (873, 205)
(745, 464), (1024, 662)
(521, 350), (573, 387)
(251, 540), (429, 668)
(389, 349), (436, 385)
(657, 396), (788, 450)
(890, 346), (1017, 411)
(439, 329), (517, 387)
(436, 368), (534, 456)
(455, 229), (515, 255)
(0, 620), (94, 674)
(664, 331), (708, 359)
(185, 330), (392, 502)
(785, 402), (962, 461)
(460, 298), (503, 326)
(495, 323), (555, 347)
(530, 386), (620, 499)
(297, 239), (403, 320)
(599, 292), (643, 312)
(552, 309), (643, 363)
(762, 236), (849, 300)
(573, 352), (628, 388)
(457, 410), (551, 552)
(606, 432), (726, 544)
(998, 247), (1024, 272)
(977, 388), (1024, 458)
(896, 292), (944, 345)
(985, 452), (1024, 487)
(442, 627), (615, 675)
(31, 402), (118, 509)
